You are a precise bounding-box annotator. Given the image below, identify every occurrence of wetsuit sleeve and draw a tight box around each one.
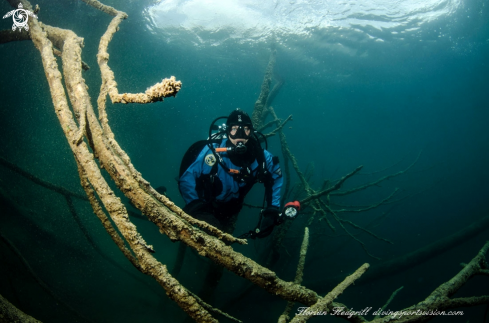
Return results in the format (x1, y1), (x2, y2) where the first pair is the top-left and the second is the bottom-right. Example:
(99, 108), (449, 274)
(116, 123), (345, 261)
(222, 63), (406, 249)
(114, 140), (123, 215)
(263, 150), (283, 208)
(178, 146), (212, 205)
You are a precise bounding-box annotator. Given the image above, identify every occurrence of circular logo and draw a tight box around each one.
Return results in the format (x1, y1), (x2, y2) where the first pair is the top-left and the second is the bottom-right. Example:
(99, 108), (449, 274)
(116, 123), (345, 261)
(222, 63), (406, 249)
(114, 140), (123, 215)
(204, 154), (216, 166)
(3, 3), (37, 32)
(13, 9), (28, 29)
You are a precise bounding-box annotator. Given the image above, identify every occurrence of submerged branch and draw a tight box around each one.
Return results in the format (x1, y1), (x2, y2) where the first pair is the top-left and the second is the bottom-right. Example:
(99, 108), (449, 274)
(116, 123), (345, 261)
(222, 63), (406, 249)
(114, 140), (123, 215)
(263, 115), (293, 138)
(289, 263), (370, 323)
(333, 152), (421, 197)
(300, 166), (363, 204)
(252, 50), (276, 129)
(0, 231), (94, 322)
(0, 293), (41, 323)
(0, 156), (87, 200)
(278, 227), (310, 323)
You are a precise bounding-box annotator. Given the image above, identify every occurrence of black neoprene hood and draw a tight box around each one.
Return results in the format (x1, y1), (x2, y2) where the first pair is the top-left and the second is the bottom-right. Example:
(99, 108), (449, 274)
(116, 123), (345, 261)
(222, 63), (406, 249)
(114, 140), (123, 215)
(226, 108), (252, 127)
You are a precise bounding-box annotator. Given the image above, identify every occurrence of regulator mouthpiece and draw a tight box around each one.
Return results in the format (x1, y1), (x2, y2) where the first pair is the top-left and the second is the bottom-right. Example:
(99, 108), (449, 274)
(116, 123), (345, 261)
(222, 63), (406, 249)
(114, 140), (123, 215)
(235, 141), (247, 155)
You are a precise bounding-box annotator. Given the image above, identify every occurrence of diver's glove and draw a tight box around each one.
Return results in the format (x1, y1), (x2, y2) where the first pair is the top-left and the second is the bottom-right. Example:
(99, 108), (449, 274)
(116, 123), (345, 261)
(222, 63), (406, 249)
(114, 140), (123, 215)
(237, 207), (281, 240)
(183, 199), (207, 215)
(256, 206), (281, 238)
(263, 206), (281, 223)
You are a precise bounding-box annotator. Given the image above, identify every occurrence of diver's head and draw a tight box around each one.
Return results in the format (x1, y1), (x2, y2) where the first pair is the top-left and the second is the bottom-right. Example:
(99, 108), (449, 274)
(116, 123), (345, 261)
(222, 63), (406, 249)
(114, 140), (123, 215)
(226, 108), (253, 147)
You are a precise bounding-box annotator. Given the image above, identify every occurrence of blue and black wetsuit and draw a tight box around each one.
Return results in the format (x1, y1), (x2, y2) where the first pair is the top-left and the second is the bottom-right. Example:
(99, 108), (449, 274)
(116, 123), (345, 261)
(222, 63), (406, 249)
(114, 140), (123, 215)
(178, 138), (283, 234)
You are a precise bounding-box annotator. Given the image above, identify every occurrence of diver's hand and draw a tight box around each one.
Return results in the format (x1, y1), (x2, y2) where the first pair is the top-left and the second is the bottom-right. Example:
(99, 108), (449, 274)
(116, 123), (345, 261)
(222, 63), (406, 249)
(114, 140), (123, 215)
(256, 207), (280, 238)
(183, 199), (207, 215)
(262, 206), (281, 224)
(238, 207), (282, 240)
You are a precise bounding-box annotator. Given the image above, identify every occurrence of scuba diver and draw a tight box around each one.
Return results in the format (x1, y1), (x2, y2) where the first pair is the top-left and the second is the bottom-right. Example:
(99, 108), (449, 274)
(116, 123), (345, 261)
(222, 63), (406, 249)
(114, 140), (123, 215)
(177, 108), (301, 302)
(178, 108), (287, 238)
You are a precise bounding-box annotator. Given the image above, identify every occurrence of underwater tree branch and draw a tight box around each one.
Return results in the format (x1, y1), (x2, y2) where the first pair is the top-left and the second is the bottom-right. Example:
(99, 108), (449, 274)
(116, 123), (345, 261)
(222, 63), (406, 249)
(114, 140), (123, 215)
(374, 286), (404, 319)
(300, 165), (363, 204)
(95, 26), (335, 314)
(310, 199), (335, 230)
(263, 114), (293, 138)
(112, 76), (182, 104)
(325, 203), (381, 260)
(257, 118), (280, 132)
(335, 188), (399, 214)
(0, 156), (87, 200)
(53, 47), (90, 70)
(8, 0), (479, 321)
(18, 2), (218, 320)
(267, 107), (293, 207)
(0, 154), (161, 294)
(96, 9), (181, 104)
(251, 49), (276, 129)
(264, 105), (295, 268)
(0, 29), (90, 70)
(7, 1), (372, 321)
(0, 28), (30, 42)
(278, 227), (310, 323)
(80, 0), (118, 16)
(251, 61), (381, 265)
(94, 6), (245, 245)
(339, 218), (393, 245)
(0, 293), (41, 323)
(332, 151), (421, 197)
(267, 75), (284, 108)
(316, 191), (396, 248)
(312, 216), (489, 292)
(91, 5), (338, 313)
(289, 263), (370, 323)
(0, 231), (94, 322)
(304, 242), (489, 323)
(185, 288), (242, 323)
(367, 241), (489, 322)
(76, 161), (140, 269)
